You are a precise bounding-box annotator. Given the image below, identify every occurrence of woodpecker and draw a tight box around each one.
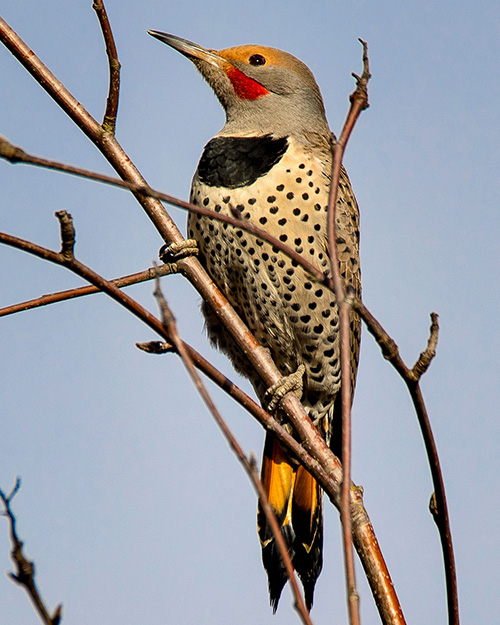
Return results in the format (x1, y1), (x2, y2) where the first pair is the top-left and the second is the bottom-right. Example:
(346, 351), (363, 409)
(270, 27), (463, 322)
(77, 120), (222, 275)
(149, 30), (361, 612)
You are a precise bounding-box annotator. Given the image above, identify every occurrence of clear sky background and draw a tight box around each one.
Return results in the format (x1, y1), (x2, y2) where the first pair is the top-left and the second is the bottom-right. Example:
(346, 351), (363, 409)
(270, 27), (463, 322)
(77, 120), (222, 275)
(1, 1), (499, 624)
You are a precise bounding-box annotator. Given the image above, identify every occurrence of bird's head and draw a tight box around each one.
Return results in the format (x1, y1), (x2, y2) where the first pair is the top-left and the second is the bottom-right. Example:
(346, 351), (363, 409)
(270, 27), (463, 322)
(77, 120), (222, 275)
(148, 31), (330, 139)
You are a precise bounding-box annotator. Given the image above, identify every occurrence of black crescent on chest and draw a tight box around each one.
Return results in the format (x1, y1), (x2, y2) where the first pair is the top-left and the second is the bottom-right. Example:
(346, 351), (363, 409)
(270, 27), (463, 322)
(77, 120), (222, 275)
(196, 135), (289, 189)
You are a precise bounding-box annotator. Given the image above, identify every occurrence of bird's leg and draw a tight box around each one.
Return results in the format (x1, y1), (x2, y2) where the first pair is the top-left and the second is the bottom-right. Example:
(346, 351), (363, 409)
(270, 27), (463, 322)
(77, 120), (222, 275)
(265, 364), (306, 413)
(158, 239), (199, 274)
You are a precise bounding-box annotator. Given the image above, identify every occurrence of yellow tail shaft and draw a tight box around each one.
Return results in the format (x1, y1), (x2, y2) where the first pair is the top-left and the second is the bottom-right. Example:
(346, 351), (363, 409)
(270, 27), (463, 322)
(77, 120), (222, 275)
(258, 434), (323, 611)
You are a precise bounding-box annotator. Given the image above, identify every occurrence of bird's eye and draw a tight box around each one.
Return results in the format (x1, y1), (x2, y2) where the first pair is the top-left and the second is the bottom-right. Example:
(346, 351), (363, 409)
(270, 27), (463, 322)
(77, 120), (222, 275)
(249, 54), (266, 66)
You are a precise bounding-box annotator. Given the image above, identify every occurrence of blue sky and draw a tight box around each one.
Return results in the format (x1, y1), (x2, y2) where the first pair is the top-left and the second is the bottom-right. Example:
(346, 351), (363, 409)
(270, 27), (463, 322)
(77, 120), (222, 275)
(1, 1), (499, 623)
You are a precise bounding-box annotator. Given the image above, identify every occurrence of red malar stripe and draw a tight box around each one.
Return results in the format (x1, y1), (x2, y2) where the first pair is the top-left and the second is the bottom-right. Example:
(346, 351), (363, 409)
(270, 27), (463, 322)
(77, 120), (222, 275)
(226, 66), (269, 100)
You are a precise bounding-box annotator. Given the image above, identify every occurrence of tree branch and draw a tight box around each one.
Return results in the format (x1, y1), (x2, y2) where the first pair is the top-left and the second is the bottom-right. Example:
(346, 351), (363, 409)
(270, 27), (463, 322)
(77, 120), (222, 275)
(0, 479), (62, 625)
(325, 38), (371, 625)
(352, 303), (459, 625)
(0, 264), (177, 318)
(92, 0), (121, 133)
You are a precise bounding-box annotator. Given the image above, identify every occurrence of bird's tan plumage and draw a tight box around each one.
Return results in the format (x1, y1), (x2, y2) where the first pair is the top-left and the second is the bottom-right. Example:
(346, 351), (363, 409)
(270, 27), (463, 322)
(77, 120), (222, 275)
(149, 30), (361, 611)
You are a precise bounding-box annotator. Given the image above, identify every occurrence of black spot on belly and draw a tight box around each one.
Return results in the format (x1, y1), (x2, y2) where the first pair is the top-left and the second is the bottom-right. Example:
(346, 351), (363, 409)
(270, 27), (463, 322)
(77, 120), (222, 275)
(196, 135), (289, 189)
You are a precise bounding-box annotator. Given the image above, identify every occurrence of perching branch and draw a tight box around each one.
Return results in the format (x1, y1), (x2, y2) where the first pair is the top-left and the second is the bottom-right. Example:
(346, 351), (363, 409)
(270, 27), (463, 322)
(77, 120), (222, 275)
(0, 129), (444, 625)
(0, 479), (62, 625)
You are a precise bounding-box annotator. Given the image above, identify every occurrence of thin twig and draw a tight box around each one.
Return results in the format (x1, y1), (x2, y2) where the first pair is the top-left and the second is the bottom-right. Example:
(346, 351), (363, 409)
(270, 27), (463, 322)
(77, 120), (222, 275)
(0, 264), (177, 318)
(92, 0), (121, 133)
(152, 275), (315, 625)
(325, 38), (370, 625)
(0, 479), (62, 625)
(353, 302), (459, 625)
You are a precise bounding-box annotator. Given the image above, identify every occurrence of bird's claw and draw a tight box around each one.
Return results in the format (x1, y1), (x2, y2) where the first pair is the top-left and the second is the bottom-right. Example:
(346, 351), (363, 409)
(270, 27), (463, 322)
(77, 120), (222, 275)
(159, 239), (199, 263)
(265, 364), (306, 412)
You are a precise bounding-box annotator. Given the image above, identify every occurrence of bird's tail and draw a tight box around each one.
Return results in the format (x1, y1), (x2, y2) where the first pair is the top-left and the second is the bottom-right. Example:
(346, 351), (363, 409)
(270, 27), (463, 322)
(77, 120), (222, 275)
(257, 433), (323, 612)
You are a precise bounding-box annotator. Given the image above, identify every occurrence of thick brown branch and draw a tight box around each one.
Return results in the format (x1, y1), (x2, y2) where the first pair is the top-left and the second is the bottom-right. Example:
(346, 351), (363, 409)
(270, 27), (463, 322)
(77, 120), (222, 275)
(0, 479), (62, 625)
(92, 0), (121, 132)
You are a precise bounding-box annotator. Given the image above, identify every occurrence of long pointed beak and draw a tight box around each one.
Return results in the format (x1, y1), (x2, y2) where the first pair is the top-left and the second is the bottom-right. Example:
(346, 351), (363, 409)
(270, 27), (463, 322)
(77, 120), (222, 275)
(147, 30), (224, 68)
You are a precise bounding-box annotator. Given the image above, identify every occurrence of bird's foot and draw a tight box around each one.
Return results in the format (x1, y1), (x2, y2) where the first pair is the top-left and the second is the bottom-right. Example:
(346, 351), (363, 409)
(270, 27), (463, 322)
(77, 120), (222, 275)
(159, 239), (199, 273)
(265, 364), (306, 412)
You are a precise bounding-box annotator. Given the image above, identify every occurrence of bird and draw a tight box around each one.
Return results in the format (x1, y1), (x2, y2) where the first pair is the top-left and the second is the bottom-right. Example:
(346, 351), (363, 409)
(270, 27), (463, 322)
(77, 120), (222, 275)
(149, 30), (361, 612)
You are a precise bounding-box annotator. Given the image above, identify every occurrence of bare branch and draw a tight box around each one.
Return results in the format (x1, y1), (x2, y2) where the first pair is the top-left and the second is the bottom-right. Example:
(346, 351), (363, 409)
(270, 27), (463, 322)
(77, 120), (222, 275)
(407, 384), (459, 625)
(325, 39), (371, 625)
(411, 312), (439, 379)
(55, 210), (75, 258)
(0, 264), (177, 318)
(353, 303), (458, 625)
(92, 0), (121, 132)
(0, 479), (62, 625)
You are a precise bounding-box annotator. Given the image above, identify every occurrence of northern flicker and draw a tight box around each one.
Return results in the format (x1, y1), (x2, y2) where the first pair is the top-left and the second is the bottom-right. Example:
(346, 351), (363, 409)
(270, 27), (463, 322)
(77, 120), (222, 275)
(149, 30), (361, 611)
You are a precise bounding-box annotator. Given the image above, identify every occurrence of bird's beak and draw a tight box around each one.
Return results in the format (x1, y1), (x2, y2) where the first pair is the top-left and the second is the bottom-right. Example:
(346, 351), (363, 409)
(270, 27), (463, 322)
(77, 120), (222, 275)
(148, 31), (225, 69)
